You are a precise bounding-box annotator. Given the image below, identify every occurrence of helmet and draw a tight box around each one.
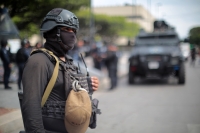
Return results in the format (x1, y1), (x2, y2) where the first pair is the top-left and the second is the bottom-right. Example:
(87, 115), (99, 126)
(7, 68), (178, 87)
(0, 39), (8, 47)
(21, 39), (30, 47)
(40, 8), (79, 32)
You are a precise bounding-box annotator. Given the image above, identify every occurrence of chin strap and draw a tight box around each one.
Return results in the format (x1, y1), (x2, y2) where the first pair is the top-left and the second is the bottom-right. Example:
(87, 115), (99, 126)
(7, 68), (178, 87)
(56, 27), (67, 53)
(57, 27), (62, 42)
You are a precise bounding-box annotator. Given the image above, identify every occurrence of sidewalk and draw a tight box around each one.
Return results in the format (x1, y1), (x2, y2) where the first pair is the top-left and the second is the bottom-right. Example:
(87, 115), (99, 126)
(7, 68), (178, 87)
(0, 53), (128, 133)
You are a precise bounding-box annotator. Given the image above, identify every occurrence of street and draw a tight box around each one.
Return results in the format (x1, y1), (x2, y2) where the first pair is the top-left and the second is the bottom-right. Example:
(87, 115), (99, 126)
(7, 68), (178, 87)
(0, 1), (200, 133)
(87, 62), (200, 133)
(1, 60), (200, 133)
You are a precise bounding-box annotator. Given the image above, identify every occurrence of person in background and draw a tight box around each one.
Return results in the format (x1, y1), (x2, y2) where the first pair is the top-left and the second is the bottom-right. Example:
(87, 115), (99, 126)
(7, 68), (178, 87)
(34, 42), (43, 49)
(22, 39), (32, 55)
(68, 39), (84, 61)
(15, 39), (30, 90)
(0, 39), (12, 89)
(104, 43), (119, 90)
(190, 44), (196, 66)
(90, 42), (103, 70)
(198, 48), (200, 65)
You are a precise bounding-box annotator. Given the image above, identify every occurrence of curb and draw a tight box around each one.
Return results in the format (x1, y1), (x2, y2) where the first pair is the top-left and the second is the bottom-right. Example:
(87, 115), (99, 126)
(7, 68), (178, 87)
(0, 110), (24, 133)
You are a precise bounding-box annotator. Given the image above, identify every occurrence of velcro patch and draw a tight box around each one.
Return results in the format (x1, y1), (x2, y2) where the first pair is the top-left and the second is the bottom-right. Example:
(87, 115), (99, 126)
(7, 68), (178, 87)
(49, 8), (62, 15)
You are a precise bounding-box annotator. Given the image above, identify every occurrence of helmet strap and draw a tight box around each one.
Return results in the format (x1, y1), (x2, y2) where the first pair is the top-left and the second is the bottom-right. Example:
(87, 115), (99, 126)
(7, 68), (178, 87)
(56, 27), (69, 54)
(56, 27), (62, 42)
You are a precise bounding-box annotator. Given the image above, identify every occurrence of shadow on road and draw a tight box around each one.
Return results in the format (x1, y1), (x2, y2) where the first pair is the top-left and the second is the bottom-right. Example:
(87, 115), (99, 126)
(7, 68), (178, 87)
(127, 77), (185, 86)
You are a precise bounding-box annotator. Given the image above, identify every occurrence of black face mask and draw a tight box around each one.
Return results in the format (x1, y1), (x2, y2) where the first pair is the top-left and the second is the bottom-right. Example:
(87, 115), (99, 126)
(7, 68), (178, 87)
(44, 28), (77, 57)
(60, 30), (77, 51)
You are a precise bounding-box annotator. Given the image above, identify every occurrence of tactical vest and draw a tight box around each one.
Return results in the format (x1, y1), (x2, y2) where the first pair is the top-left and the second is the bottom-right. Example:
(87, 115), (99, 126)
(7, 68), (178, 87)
(31, 48), (101, 129)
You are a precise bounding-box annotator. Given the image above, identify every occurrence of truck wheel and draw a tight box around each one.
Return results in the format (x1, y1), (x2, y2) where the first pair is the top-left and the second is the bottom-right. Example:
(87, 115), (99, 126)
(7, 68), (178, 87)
(128, 70), (135, 84)
(178, 63), (185, 84)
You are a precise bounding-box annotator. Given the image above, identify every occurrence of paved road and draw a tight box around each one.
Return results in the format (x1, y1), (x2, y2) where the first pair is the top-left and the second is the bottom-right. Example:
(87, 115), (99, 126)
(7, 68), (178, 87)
(2, 56), (200, 133)
(87, 62), (200, 133)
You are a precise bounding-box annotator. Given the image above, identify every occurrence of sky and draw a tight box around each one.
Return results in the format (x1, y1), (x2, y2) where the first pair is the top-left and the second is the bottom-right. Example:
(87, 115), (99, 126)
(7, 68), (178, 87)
(92, 0), (200, 39)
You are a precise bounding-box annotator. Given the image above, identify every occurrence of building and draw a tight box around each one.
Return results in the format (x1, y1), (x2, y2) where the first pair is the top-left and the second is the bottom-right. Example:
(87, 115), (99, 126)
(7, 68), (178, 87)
(93, 5), (155, 32)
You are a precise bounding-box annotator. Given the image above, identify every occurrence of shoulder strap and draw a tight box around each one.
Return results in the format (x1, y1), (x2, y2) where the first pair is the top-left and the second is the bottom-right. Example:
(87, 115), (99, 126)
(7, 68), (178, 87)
(31, 48), (59, 107)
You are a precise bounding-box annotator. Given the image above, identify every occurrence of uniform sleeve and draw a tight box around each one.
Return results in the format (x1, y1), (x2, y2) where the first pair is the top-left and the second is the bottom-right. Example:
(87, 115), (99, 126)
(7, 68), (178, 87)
(22, 53), (53, 133)
(0, 49), (10, 64)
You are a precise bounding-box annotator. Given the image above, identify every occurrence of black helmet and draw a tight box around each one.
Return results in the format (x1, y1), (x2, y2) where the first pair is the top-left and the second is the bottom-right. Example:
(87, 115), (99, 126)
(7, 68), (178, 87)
(0, 39), (8, 47)
(21, 39), (30, 46)
(40, 8), (79, 32)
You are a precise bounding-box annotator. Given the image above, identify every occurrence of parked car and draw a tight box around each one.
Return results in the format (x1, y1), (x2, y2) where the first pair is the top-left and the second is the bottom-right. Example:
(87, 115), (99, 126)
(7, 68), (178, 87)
(128, 20), (185, 84)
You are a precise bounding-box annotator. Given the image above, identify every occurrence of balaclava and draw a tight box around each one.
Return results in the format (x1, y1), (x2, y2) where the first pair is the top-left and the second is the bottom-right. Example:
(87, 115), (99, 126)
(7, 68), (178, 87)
(44, 27), (77, 57)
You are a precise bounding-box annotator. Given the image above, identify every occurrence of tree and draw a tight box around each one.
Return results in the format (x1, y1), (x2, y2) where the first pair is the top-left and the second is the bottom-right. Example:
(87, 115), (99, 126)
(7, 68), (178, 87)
(0, 0), (90, 38)
(1, 1), (140, 41)
(189, 27), (200, 46)
(76, 10), (140, 42)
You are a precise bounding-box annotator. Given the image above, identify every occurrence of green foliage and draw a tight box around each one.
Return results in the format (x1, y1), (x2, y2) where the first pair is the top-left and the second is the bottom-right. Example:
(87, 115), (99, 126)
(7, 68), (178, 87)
(2, 0), (139, 40)
(118, 21), (140, 37)
(76, 10), (140, 41)
(19, 23), (40, 38)
(1, 0), (90, 38)
(189, 27), (200, 46)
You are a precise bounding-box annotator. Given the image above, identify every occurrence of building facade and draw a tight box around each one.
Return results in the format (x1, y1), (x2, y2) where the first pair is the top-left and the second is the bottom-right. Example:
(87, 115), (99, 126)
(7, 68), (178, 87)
(93, 5), (155, 32)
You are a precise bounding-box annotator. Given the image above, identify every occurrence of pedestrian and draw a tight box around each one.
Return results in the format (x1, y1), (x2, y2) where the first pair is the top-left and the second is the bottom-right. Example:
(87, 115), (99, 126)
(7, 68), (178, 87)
(34, 42), (43, 49)
(15, 39), (30, 90)
(197, 47), (200, 65)
(0, 39), (12, 89)
(68, 39), (84, 61)
(104, 43), (119, 90)
(190, 45), (196, 66)
(22, 39), (32, 55)
(21, 8), (99, 133)
(90, 42), (103, 70)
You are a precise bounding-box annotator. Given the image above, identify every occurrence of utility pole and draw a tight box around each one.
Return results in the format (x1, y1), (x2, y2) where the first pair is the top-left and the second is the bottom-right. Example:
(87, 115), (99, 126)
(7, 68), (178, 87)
(148, 0), (151, 13)
(157, 3), (162, 20)
(132, 0), (137, 38)
(89, 0), (95, 46)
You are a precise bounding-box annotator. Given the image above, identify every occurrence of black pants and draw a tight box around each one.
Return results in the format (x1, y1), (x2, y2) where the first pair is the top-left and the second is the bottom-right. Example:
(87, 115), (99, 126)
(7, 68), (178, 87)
(108, 67), (118, 89)
(3, 64), (11, 88)
(17, 63), (25, 89)
(93, 59), (102, 70)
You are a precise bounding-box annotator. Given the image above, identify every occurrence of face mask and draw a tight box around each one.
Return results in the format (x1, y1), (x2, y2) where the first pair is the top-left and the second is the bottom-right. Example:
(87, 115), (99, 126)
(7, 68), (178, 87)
(60, 30), (77, 51)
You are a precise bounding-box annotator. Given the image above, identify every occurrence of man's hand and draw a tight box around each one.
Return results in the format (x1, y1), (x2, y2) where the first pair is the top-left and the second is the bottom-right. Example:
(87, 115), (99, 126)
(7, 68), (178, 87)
(91, 76), (99, 91)
(9, 63), (13, 68)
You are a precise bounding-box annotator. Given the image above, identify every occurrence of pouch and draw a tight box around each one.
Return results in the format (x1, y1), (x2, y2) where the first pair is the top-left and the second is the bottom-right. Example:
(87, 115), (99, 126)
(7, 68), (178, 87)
(89, 98), (101, 129)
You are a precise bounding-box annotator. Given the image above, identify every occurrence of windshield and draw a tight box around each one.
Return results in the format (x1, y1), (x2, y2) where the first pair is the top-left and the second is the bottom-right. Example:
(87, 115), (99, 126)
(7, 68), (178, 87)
(139, 35), (176, 39)
(135, 35), (179, 46)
